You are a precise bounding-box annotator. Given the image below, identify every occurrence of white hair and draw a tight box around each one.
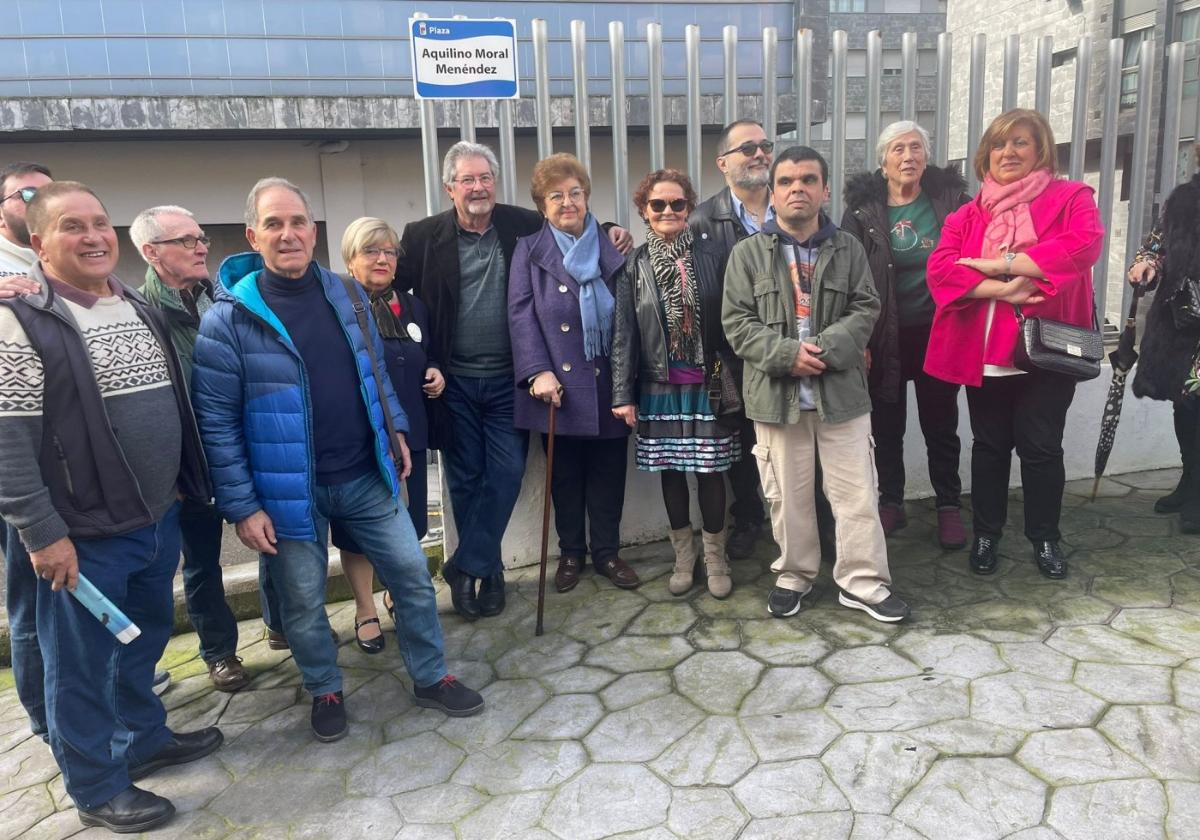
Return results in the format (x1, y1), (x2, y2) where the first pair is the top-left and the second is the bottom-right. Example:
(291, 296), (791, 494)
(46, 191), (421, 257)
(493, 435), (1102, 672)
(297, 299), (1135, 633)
(875, 121), (933, 169)
(244, 177), (315, 228)
(129, 204), (195, 264)
(441, 141), (500, 187)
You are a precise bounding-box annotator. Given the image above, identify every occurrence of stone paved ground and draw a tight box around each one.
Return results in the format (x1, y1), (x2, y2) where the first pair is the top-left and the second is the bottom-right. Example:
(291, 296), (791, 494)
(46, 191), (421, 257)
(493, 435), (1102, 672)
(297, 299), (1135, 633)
(2, 468), (1199, 839)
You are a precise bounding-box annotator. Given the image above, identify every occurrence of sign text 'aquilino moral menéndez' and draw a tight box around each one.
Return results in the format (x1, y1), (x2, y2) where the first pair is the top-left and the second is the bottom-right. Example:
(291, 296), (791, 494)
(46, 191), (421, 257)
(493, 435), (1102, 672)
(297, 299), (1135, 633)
(409, 18), (520, 100)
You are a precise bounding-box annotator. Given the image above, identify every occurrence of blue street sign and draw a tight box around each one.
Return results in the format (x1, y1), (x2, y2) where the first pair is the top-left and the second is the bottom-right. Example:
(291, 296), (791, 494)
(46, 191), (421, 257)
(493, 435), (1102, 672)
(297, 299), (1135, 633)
(409, 18), (520, 100)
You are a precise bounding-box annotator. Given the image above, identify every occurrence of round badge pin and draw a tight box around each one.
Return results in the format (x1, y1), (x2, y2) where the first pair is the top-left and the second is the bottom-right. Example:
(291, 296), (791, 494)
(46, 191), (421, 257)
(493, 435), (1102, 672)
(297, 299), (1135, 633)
(407, 322), (423, 343)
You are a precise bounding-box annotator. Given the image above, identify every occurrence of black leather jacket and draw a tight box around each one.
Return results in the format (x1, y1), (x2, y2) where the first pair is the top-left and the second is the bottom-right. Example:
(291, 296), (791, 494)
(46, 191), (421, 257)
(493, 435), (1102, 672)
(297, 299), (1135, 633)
(611, 237), (729, 407)
(690, 186), (751, 256)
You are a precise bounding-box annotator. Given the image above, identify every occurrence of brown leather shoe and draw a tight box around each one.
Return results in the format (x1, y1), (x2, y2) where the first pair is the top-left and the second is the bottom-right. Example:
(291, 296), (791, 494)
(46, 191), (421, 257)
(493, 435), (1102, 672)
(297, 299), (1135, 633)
(208, 656), (249, 692)
(555, 555), (584, 592)
(594, 556), (641, 590)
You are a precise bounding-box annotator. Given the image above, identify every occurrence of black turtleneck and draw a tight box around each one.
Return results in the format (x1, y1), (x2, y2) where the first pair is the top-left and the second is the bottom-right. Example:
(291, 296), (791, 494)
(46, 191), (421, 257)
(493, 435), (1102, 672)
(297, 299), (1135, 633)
(258, 265), (376, 486)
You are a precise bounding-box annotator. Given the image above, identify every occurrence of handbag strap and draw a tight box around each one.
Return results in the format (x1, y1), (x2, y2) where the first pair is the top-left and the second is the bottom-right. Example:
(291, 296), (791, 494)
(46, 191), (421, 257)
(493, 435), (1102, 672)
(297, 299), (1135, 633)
(1013, 295), (1101, 331)
(338, 274), (404, 464)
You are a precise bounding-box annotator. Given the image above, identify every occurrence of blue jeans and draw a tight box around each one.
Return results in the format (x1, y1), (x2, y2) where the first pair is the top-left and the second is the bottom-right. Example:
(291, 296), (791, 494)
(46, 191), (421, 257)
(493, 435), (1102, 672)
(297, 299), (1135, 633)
(265, 471), (446, 696)
(41, 505), (180, 809)
(3, 520), (46, 739)
(179, 499), (239, 663)
(442, 374), (529, 578)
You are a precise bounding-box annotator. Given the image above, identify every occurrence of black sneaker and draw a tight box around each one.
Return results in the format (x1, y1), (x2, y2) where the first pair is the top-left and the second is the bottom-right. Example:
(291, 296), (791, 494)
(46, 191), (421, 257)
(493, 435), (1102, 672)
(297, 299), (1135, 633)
(727, 521), (761, 559)
(838, 590), (910, 623)
(767, 586), (804, 618)
(311, 691), (347, 742)
(414, 675), (484, 717)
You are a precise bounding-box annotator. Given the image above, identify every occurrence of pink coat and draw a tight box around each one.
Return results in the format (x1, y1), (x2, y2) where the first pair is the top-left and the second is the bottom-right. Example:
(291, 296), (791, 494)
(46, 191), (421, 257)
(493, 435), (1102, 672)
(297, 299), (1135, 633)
(924, 178), (1104, 387)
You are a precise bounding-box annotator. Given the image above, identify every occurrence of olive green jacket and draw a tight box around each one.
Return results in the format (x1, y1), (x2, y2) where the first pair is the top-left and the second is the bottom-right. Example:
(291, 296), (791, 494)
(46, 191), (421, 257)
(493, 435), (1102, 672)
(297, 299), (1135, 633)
(721, 227), (879, 425)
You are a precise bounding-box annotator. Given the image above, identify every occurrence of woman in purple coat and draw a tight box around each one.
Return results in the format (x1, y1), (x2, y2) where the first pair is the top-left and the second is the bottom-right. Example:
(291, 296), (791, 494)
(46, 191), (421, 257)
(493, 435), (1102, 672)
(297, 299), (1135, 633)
(508, 154), (638, 594)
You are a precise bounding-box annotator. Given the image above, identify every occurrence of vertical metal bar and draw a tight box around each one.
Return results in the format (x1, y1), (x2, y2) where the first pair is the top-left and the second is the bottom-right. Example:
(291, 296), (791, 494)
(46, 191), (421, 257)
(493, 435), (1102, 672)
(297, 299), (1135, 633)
(498, 99), (516, 205)
(762, 27), (778, 146)
(723, 25), (738, 126)
(686, 24), (702, 194)
(1123, 36), (1156, 318)
(795, 28), (812, 147)
(532, 19), (553, 160)
(1069, 35), (1092, 182)
(1095, 38), (1123, 322)
(865, 29), (882, 171)
(1035, 34), (1054, 115)
(901, 31), (918, 122)
(830, 29), (848, 221)
(935, 32), (952, 167)
(610, 20), (630, 229)
(413, 11), (441, 216)
(1002, 33), (1020, 111)
(648, 22), (665, 170)
(452, 14), (476, 142)
(1161, 40), (1186, 200)
(967, 33), (987, 193)
(571, 19), (591, 172)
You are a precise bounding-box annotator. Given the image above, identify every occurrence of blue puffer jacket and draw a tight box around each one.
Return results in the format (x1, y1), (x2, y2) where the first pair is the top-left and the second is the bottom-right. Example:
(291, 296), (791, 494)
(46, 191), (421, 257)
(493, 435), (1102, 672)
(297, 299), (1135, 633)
(192, 252), (408, 541)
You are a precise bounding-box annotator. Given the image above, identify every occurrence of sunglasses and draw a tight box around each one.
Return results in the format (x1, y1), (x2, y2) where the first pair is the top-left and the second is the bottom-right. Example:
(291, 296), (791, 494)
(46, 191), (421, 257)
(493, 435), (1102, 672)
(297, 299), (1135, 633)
(718, 140), (775, 159)
(647, 198), (689, 213)
(1, 186), (38, 205)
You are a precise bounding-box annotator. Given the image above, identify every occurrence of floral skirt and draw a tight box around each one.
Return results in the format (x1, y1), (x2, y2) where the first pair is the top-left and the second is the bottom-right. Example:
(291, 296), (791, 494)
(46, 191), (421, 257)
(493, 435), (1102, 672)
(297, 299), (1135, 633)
(635, 380), (740, 473)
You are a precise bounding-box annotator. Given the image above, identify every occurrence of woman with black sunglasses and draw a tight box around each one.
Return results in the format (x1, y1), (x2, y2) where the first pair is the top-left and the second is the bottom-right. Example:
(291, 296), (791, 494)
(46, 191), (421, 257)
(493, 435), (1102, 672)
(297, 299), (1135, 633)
(611, 169), (739, 599)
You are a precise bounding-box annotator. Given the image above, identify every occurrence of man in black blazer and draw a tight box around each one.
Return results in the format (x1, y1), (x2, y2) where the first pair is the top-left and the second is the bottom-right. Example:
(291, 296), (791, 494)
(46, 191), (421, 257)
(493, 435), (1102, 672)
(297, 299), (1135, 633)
(396, 142), (631, 620)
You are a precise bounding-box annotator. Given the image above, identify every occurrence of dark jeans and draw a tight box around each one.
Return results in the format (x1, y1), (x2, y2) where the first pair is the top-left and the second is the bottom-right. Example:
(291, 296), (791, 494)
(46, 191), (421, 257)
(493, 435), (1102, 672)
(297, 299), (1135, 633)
(542, 434), (628, 564)
(442, 374), (529, 578)
(870, 323), (962, 508)
(3, 520), (45, 739)
(42, 505), (179, 809)
(179, 499), (239, 664)
(967, 371), (1077, 542)
(727, 414), (766, 525)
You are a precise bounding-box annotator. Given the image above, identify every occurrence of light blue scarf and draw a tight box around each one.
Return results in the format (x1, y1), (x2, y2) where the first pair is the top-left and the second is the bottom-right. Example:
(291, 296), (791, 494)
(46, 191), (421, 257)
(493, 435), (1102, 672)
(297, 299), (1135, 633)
(551, 214), (614, 360)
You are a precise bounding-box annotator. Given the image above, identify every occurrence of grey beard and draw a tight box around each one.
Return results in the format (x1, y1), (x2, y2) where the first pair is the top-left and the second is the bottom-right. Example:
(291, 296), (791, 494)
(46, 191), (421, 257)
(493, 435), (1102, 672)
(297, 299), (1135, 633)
(733, 170), (770, 191)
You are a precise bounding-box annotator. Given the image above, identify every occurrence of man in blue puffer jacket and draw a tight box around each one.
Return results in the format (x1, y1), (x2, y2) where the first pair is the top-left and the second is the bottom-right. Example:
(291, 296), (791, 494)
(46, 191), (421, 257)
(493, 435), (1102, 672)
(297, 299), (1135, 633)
(192, 177), (483, 742)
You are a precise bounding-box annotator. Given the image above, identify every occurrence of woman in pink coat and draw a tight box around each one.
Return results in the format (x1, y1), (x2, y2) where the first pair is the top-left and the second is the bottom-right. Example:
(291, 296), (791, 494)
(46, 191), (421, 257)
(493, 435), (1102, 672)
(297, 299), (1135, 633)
(925, 109), (1104, 580)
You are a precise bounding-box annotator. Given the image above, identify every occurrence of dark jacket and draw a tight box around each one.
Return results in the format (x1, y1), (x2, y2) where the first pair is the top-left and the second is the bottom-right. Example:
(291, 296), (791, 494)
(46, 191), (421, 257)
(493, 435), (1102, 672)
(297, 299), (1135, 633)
(139, 265), (214, 382)
(0, 269), (210, 549)
(690, 186), (753, 256)
(611, 236), (730, 407)
(841, 164), (970, 402)
(379, 291), (435, 451)
(1133, 175), (1200, 402)
(509, 219), (629, 438)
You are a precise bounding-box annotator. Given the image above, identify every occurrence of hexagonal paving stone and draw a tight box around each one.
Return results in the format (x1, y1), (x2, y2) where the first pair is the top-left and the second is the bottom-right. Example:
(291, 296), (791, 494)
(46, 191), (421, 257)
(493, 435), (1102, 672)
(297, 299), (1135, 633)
(891, 631), (1007, 679)
(673, 651), (763, 714)
(458, 790), (553, 840)
(1098, 706), (1200, 781)
(1047, 779), (1167, 840)
(1166, 781), (1200, 840)
(0, 787), (54, 840)
(626, 601), (699, 635)
(288, 797), (402, 840)
(739, 619), (833, 665)
(893, 758), (1046, 840)
(820, 732), (936, 814)
(687, 618), (742, 650)
(493, 635), (586, 679)
(539, 666), (617, 695)
(693, 586), (777, 620)
(452, 739), (588, 795)
(584, 693), (704, 762)
(557, 590), (647, 644)
(1076, 551), (1183, 577)
(1176, 668), (1200, 713)
(907, 718), (1026, 756)
(1016, 728), (1150, 785)
(997, 642), (1076, 680)
(732, 758), (849, 818)
(649, 715), (758, 786)
(847, 814), (928, 840)
(819, 645), (921, 684)
(0, 737), (59, 795)
(584, 636), (693, 673)
(742, 710), (842, 761)
(740, 666), (834, 714)
(436, 678), (549, 751)
(825, 675), (969, 732)
(511, 693), (604, 740)
(1073, 662), (1173, 704)
(390, 783), (488, 824)
(344, 730), (465, 797)
(1111, 608), (1200, 659)
(1090, 576), (1174, 608)
(933, 600), (1052, 643)
(970, 672), (1107, 731)
(599, 671), (672, 710)
(739, 813), (853, 839)
(803, 610), (902, 647)
(1045, 625), (1184, 666)
(209, 768), (348, 826)
(666, 787), (747, 840)
(541, 764), (670, 840)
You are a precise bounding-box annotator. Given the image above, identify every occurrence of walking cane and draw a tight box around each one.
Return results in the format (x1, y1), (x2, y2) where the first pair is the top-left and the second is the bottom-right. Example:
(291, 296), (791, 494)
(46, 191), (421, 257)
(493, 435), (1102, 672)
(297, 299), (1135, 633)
(535, 402), (557, 636)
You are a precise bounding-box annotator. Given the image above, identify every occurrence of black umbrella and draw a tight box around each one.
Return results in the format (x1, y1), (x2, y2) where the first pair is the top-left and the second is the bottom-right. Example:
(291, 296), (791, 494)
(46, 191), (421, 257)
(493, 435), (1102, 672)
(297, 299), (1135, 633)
(1091, 287), (1146, 500)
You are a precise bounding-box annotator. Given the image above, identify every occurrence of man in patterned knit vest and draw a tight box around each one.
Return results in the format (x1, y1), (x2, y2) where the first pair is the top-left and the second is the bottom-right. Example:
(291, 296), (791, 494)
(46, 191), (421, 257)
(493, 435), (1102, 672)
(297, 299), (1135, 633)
(0, 182), (223, 833)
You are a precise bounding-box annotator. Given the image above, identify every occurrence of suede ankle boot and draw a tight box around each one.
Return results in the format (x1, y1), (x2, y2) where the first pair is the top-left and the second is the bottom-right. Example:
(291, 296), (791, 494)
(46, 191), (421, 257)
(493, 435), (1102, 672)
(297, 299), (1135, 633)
(702, 529), (732, 599)
(668, 526), (697, 595)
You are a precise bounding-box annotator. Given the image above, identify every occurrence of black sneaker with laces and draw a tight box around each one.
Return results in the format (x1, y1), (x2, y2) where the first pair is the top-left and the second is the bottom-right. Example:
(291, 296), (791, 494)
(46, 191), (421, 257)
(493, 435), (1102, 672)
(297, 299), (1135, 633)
(838, 589), (910, 623)
(414, 675), (485, 717)
(767, 586), (804, 618)
(311, 691), (347, 742)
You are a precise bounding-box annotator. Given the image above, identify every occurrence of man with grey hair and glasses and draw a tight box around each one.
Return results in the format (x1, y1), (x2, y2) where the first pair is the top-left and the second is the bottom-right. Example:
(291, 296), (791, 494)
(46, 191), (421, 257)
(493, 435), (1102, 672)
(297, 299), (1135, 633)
(396, 141), (632, 621)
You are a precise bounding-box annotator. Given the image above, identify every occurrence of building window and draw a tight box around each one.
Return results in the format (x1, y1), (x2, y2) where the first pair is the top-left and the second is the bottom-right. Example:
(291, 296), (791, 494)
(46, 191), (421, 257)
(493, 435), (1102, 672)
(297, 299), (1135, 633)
(1120, 29), (1150, 109)
(1180, 6), (1200, 41)
(830, 0), (866, 11)
(1052, 48), (1077, 68)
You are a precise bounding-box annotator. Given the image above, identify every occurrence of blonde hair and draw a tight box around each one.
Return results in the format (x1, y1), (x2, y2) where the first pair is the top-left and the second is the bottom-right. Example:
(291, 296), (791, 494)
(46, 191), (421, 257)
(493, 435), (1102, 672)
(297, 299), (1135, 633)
(974, 109), (1058, 181)
(340, 217), (400, 269)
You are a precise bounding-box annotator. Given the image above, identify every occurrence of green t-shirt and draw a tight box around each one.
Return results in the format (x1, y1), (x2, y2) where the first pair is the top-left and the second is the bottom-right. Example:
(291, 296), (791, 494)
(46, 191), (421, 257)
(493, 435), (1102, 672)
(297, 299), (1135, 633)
(888, 191), (940, 327)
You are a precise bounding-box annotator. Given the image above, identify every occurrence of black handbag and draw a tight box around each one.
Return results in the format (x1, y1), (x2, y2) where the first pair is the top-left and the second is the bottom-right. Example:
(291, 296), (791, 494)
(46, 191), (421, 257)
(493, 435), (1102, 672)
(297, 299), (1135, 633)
(1170, 276), (1200, 331)
(706, 354), (743, 417)
(1012, 304), (1104, 381)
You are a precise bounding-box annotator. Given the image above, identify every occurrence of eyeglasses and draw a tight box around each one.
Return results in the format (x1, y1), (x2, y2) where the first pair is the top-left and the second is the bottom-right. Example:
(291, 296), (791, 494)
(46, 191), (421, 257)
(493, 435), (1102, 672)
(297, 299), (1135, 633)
(151, 234), (211, 250)
(718, 140), (775, 159)
(546, 188), (586, 206)
(362, 246), (399, 260)
(453, 174), (495, 188)
(1, 186), (38, 205)
(647, 198), (689, 213)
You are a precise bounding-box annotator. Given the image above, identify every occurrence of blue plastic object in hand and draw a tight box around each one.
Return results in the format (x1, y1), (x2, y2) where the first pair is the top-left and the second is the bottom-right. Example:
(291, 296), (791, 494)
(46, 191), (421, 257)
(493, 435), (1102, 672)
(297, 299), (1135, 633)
(70, 573), (141, 644)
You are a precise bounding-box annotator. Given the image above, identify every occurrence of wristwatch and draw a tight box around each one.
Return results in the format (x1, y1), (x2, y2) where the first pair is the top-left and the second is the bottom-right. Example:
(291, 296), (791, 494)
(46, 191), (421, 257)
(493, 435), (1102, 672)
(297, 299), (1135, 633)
(1003, 251), (1017, 277)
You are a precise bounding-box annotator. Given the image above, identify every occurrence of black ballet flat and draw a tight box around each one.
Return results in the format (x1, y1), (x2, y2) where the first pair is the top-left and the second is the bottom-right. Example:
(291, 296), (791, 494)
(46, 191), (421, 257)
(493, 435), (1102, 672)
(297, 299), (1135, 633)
(355, 617), (385, 654)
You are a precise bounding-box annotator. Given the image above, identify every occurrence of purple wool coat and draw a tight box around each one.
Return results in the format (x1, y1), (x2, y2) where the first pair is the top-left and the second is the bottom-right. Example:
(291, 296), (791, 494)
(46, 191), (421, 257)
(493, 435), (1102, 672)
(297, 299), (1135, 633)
(508, 219), (630, 439)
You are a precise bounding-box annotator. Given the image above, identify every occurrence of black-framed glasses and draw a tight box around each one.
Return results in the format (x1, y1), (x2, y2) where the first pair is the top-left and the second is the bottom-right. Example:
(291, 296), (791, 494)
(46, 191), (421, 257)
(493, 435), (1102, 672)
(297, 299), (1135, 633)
(647, 198), (688, 213)
(0, 186), (38, 205)
(718, 140), (774, 159)
(151, 234), (210, 250)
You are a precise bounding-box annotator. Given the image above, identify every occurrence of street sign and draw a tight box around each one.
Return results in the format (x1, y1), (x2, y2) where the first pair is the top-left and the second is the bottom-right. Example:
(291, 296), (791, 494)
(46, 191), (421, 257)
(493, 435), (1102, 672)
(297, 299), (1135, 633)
(409, 18), (520, 100)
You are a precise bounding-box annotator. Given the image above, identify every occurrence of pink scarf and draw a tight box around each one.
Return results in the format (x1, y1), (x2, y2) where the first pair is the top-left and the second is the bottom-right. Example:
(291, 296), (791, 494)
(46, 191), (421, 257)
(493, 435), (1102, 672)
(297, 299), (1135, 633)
(979, 168), (1054, 262)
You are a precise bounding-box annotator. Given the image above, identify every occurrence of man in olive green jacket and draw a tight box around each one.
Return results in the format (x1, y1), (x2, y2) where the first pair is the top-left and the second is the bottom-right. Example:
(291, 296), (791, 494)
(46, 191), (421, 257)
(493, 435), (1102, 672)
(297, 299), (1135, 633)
(722, 146), (909, 624)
